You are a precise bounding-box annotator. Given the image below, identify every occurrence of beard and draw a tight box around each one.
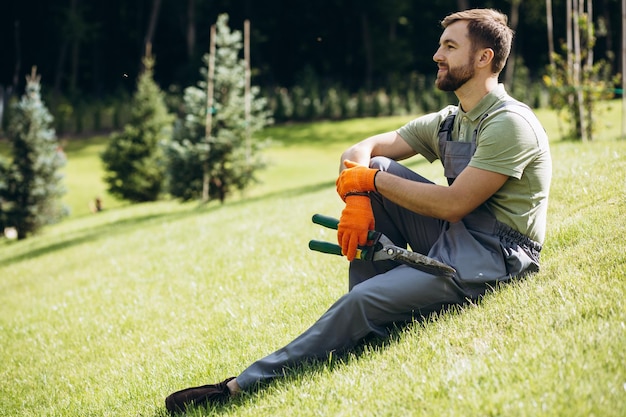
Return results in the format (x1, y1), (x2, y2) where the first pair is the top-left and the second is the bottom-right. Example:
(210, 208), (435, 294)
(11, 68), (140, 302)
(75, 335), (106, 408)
(435, 59), (475, 92)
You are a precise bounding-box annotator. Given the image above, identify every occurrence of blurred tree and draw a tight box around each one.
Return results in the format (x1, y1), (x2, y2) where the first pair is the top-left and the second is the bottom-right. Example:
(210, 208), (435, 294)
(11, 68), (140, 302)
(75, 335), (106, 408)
(165, 14), (272, 203)
(1, 0), (623, 123)
(544, 0), (619, 141)
(101, 46), (173, 202)
(0, 67), (67, 239)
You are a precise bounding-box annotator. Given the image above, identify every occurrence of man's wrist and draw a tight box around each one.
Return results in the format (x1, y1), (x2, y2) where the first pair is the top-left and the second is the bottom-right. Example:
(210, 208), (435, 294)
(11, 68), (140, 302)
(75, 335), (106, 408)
(372, 170), (379, 192)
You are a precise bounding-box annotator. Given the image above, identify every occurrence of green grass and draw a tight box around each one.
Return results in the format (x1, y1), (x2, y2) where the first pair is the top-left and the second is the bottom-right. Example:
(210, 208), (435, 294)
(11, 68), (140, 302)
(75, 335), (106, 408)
(1, 104), (625, 417)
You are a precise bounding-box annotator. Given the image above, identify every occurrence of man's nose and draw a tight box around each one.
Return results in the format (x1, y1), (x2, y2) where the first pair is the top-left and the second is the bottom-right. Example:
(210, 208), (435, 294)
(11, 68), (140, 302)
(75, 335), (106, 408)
(433, 47), (443, 63)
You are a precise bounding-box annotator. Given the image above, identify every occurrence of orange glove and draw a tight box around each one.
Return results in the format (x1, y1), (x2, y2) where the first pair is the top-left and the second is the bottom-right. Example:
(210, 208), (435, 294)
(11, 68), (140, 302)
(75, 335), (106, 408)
(337, 194), (375, 261)
(336, 160), (379, 201)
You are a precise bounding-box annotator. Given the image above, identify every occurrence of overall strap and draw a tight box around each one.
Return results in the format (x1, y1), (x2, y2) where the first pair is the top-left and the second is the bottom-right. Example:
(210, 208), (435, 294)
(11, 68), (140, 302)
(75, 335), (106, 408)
(437, 111), (458, 186)
(438, 111), (457, 143)
(437, 100), (530, 186)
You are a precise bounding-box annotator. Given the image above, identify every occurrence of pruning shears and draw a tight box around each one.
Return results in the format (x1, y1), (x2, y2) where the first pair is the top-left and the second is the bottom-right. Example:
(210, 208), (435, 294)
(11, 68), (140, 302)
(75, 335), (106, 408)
(308, 214), (456, 277)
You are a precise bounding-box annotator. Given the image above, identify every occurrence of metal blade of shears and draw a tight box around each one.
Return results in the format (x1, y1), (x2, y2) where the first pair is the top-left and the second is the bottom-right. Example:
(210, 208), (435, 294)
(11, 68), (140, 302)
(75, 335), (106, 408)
(309, 214), (456, 277)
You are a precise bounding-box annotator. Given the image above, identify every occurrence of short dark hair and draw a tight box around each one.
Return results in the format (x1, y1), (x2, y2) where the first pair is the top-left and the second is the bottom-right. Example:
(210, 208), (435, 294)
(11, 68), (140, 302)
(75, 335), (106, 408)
(441, 9), (514, 74)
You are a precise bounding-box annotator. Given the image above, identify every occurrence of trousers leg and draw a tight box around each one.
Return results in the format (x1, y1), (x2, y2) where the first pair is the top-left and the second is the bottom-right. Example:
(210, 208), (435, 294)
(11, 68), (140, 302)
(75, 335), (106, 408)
(236, 157), (462, 390)
(236, 265), (470, 390)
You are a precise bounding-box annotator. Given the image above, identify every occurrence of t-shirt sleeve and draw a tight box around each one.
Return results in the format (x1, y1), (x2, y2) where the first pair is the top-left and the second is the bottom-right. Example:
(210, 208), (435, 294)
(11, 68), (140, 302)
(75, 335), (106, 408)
(469, 110), (541, 179)
(396, 106), (457, 163)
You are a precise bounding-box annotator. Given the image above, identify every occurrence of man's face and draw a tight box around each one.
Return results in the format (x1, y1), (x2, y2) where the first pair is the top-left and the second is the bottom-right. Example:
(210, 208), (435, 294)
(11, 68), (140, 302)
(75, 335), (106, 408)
(433, 21), (476, 92)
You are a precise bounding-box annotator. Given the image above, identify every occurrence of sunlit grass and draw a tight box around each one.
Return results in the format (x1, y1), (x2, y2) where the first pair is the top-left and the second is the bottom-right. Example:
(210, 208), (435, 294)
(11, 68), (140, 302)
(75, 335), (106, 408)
(1, 103), (625, 416)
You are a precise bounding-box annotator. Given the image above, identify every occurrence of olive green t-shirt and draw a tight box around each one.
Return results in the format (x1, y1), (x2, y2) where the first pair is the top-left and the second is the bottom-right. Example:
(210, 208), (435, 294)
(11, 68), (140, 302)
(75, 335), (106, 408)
(397, 84), (552, 244)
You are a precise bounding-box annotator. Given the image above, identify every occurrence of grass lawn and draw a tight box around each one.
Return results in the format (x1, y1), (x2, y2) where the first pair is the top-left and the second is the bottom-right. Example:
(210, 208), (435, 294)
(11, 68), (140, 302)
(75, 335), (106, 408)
(0, 103), (625, 417)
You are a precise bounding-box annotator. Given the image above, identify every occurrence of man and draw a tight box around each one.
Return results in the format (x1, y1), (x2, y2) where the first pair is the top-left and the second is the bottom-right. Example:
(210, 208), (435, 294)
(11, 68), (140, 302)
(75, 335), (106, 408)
(165, 8), (551, 413)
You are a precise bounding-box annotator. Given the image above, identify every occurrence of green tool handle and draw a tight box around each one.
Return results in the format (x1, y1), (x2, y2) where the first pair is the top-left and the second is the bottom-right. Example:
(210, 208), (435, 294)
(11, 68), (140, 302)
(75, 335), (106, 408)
(308, 240), (343, 256)
(310, 215), (342, 255)
(312, 214), (378, 240)
(312, 214), (339, 230)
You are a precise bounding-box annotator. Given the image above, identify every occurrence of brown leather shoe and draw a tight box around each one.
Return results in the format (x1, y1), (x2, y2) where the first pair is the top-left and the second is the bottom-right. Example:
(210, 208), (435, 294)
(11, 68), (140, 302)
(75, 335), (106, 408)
(165, 377), (236, 413)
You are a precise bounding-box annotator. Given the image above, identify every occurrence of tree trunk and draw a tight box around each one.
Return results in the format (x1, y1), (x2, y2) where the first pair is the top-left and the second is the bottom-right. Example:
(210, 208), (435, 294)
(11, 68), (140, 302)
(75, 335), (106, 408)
(586, 0), (593, 67)
(602, 0), (613, 60)
(622, 0), (625, 139)
(567, 0), (573, 76)
(70, 33), (79, 94)
(457, 0), (470, 10)
(244, 19), (251, 164)
(546, 0), (555, 69)
(53, 41), (69, 96)
(2, 20), (20, 124)
(585, 0), (594, 141)
(0, 86), (5, 131)
(360, 12), (373, 91)
(504, 0), (521, 87)
(572, 0), (587, 141)
(144, 0), (162, 63)
(202, 24), (216, 203)
(69, 0), (80, 96)
(565, 0), (577, 138)
(12, 20), (21, 92)
(186, 0), (196, 59)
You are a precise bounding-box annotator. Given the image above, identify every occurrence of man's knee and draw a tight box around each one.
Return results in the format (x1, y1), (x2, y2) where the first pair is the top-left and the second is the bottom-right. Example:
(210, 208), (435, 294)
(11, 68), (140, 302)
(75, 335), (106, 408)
(369, 156), (393, 171)
(370, 156), (433, 184)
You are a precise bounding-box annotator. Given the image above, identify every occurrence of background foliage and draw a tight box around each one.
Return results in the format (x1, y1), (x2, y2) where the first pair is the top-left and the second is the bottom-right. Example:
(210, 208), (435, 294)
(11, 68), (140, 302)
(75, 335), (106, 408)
(1, 1), (622, 110)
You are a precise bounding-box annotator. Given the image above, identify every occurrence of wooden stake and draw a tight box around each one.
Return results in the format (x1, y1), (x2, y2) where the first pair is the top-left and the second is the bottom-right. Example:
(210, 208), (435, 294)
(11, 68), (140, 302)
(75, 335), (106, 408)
(244, 19), (251, 163)
(205, 24), (216, 142)
(572, 0), (587, 141)
(622, 0), (626, 139)
(546, 0), (555, 71)
(202, 24), (217, 203)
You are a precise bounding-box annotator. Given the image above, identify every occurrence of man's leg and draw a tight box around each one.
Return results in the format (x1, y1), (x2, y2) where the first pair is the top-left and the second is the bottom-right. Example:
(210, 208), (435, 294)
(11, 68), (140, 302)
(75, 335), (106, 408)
(236, 264), (469, 391)
(238, 157), (453, 389)
(167, 158), (475, 411)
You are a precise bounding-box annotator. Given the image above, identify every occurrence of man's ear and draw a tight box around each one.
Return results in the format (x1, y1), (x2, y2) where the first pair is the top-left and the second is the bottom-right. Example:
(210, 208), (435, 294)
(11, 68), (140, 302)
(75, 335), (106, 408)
(476, 48), (495, 69)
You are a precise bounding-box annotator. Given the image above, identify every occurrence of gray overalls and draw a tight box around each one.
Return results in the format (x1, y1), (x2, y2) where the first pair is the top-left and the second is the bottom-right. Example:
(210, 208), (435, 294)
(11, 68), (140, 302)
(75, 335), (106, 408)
(236, 105), (542, 390)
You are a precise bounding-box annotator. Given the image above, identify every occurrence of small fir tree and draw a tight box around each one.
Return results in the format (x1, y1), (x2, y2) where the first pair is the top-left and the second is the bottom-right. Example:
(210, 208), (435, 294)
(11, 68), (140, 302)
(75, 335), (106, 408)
(1, 67), (67, 239)
(101, 48), (173, 202)
(165, 14), (272, 203)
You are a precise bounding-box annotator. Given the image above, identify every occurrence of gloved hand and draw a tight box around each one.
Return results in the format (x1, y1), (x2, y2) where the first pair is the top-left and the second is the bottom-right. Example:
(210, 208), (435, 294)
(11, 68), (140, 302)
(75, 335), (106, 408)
(337, 194), (375, 261)
(336, 160), (379, 201)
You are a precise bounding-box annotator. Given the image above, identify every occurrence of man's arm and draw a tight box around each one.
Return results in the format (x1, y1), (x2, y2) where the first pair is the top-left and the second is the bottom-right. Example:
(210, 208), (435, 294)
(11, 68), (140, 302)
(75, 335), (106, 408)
(339, 130), (508, 223)
(339, 131), (416, 172)
(375, 165), (508, 223)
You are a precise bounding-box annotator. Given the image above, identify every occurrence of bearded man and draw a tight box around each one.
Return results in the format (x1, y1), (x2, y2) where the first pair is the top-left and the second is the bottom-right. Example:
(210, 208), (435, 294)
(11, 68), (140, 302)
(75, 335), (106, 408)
(165, 8), (552, 413)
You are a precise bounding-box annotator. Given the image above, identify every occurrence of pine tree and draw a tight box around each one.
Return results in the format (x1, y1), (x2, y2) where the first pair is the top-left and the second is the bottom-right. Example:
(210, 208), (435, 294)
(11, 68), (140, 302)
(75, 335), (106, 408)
(101, 47), (173, 202)
(165, 14), (272, 203)
(0, 67), (67, 239)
